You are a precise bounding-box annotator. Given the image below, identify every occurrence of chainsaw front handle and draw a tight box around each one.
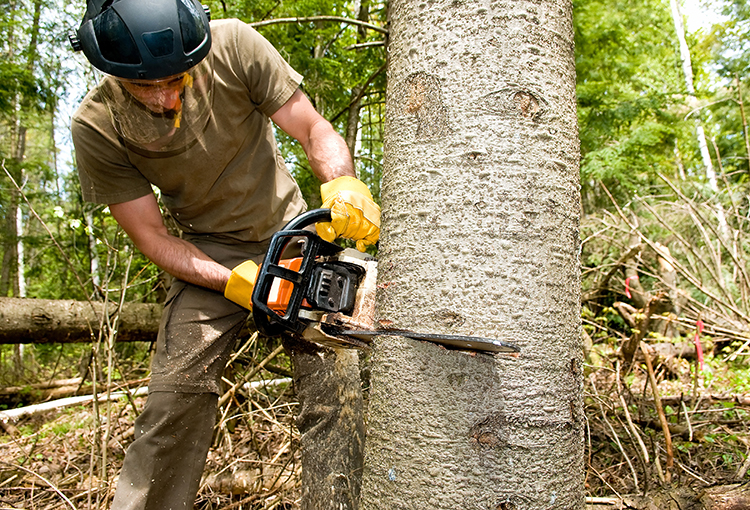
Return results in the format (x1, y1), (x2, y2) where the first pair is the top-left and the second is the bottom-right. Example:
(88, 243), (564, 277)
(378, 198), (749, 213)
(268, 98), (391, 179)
(283, 208), (332, 231)
(251, 209), (341, 337)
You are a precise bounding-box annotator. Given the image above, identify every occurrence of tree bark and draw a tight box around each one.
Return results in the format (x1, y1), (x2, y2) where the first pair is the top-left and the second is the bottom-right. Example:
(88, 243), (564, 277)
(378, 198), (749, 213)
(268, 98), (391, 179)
(0, 297), (161, 344)
(360, 0), (583, 508)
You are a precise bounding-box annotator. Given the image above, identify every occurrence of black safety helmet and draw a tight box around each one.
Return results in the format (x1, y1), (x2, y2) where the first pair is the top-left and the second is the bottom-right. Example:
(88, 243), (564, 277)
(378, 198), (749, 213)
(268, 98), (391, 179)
(69, 0), (211, 80)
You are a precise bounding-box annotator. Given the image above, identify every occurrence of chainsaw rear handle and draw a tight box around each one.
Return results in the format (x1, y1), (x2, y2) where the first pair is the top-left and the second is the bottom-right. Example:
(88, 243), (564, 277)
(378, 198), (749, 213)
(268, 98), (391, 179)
(251, 209), (342, 337)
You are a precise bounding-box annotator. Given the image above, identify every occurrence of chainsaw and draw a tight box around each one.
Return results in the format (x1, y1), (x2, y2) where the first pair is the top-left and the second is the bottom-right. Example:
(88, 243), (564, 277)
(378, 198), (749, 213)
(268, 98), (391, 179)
(251, 209), (520, 355)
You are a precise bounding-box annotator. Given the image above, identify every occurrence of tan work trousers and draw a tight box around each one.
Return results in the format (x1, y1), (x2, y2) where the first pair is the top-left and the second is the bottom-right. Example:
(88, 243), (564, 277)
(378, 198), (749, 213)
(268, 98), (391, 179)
(110, 237), (365, 510)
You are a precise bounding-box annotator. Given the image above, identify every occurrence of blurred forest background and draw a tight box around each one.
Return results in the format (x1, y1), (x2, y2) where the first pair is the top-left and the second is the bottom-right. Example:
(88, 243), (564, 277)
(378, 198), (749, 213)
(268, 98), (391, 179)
(1, 0), (750, 508)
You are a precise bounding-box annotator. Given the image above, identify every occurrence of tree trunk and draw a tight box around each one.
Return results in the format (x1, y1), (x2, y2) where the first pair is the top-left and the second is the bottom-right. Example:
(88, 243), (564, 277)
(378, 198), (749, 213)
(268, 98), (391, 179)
(0, 297), (161, 344)
(9, 0), (42, 300)
(360, 0), (583, 508)
(344, 0), (371, 159)
(85, 208), (102, 296)
(670, 0), (731, 248)
(345, 83), (363, 160)
(670, 0), (716, 190)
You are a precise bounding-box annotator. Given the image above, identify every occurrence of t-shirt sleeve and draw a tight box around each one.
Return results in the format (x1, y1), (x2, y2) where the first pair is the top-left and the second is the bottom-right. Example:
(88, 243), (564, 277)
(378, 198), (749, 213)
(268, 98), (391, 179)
(230, 21), (304, 117)
(71, 103), (154, 205)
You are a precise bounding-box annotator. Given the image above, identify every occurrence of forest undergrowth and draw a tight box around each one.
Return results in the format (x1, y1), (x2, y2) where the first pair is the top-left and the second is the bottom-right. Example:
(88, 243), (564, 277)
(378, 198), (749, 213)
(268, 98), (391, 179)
(0, 329), (748, 510)
(0, 322), (749, 508)
(1, 182), (750, 509)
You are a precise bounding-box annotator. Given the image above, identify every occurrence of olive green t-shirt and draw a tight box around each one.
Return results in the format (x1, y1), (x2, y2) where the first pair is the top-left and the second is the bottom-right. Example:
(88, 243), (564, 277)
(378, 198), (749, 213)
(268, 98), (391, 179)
(71, 19), (307, 243)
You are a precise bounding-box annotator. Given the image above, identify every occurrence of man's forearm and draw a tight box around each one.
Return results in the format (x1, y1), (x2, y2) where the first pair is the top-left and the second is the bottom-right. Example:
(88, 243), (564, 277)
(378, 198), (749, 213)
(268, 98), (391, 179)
(303, 120), (355, 183)
(139, 234), (232, 293)
(270, 89), (355, 183)
(109, 195), (233, 294)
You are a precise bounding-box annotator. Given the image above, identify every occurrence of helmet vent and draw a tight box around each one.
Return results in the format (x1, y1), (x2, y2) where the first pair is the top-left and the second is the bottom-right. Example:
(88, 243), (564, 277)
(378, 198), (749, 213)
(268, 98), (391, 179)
(177, 0), (207, 54)
(93, 8), (141, 65)
(142, 28), (175, 57)
(99, 0), (115, 13)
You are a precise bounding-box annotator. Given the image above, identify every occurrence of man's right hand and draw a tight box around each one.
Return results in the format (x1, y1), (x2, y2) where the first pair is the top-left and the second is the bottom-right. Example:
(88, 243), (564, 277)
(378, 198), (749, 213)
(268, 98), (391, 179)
(316, 176), (380, 251)
(224, 260), (259, 309)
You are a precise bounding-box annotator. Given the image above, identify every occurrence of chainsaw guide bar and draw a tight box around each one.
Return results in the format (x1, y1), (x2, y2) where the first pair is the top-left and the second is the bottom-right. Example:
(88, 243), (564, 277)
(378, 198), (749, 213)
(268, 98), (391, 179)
(251, 209), (520, 356)
(334, 329), (520, 354)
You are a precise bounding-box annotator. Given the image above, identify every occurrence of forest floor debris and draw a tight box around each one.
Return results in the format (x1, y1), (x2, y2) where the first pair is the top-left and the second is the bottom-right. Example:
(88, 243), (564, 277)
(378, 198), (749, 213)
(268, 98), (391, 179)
(0, 336), (748, 509)
(0, 377), (301, 510)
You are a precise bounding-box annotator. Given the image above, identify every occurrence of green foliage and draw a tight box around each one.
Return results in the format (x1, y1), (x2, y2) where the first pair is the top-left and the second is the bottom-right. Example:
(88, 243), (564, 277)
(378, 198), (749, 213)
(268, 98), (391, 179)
(712, 0), (750, 78)
(0, 62), (48, 115)
(205, 0), (386, 206)
(583, 305), (629, 340)
(574, 0), (689, 207)
(698, 0), (750, 189)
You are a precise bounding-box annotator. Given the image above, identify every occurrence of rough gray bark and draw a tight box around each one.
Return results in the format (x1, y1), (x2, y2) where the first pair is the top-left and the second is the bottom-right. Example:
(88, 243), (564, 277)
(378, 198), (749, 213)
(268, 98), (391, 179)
(360, 0), (583, 508)
(0, 297), (161, 344)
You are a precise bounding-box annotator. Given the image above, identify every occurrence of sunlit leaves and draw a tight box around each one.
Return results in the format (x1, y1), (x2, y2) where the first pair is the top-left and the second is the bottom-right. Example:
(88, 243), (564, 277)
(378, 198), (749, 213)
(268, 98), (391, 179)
(575, 0), (687, 205)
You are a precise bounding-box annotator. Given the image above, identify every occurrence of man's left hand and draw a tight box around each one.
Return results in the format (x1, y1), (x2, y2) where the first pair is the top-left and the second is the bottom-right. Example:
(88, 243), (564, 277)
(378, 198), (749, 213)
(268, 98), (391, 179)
(316, 176), (380, 251)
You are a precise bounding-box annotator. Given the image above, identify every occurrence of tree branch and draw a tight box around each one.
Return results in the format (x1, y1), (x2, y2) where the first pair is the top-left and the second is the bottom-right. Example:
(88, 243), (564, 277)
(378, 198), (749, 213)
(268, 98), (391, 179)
(249, 16), (388, 35)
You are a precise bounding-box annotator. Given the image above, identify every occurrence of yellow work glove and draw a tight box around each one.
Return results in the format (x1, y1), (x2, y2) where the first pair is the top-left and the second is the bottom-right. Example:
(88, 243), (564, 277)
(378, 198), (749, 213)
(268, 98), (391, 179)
(224, 260), (259, 309)
(316, 176), (381, 251)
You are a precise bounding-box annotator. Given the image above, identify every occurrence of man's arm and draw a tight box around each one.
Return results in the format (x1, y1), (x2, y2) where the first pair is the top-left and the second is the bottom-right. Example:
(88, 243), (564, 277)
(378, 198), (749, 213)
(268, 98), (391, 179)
(270, 89), (354, 183)
(109, 194), (231, 292)
(271, 88), (381, 251)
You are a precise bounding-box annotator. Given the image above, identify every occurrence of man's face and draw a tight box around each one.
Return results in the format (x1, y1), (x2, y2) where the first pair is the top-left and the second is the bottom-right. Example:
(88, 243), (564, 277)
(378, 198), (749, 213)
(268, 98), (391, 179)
(118, 73), (187, 113)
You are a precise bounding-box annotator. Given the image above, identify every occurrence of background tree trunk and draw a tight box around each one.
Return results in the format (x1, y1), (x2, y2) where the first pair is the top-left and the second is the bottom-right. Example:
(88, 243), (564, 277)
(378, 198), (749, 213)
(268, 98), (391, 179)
(669, 0), (717, 191)
(360, 0), (583, 508)
(0, 297), (161, 344)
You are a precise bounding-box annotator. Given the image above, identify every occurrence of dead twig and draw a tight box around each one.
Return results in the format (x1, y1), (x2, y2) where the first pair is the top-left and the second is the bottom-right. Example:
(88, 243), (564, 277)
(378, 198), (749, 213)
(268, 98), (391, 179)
(218, 344), (285, 408)
(616, 360), (650, 483)
(640, 341), (674, 481)
(0, 461), (77, 510)
(591, 375), (641, 492)
(620, 293), (673, 369)
(601, 182), (750, 325)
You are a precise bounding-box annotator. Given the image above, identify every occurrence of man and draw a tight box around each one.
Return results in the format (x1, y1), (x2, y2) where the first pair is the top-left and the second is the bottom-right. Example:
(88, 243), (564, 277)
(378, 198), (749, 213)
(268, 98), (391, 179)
(69, 0), (379, 508)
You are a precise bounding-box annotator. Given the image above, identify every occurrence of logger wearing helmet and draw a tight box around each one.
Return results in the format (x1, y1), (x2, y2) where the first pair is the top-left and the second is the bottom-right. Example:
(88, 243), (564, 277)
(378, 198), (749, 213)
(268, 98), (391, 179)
(70, 0), (215, 153)
(70, 1), (378, 508)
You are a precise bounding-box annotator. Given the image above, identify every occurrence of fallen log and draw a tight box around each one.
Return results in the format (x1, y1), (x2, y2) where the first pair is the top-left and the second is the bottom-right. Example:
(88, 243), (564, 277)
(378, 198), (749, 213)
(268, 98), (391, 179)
(0, 377), (150, 407)
(0, 377), (83, 394)
(0, 297), (162, 344)
(0, 379), (289, 424)
(0, 378), (84, 407)
(0, 386), (150, 423)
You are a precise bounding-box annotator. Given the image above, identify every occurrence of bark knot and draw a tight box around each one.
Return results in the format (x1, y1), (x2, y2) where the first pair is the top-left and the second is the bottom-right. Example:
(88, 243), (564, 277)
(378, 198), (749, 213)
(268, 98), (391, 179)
(432, 308), (465, 328)
(398, 72), (449, 140)
(478, 86), (547, 121)
(31, 308), (53, 325)
(513, 91), (540, 118)
(469, 413), (508, 450)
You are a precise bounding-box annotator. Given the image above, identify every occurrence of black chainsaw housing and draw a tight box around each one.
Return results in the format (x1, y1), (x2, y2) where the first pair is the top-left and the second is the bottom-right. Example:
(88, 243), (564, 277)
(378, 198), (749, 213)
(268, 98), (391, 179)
(308, 262), (365, 313)
(251, 209), (362, 337)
